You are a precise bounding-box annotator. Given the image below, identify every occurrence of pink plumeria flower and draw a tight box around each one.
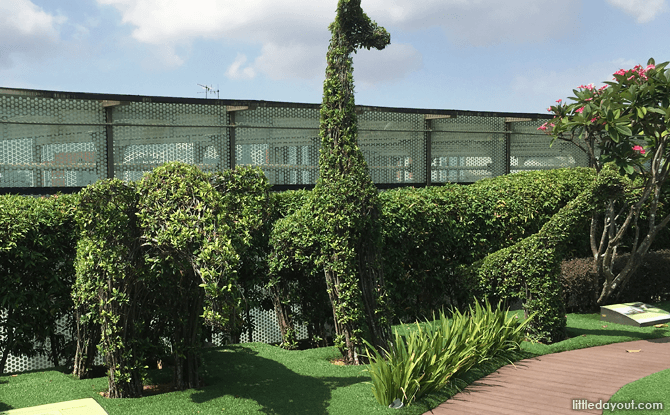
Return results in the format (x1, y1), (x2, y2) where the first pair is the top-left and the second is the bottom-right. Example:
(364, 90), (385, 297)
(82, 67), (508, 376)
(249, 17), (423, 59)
(646, 64), (655, 71)
(632, 145), (646, 155)
(576, 107), (585, 114)
(537, 123), (548, 131)
(614, 69), (626, 76)
(556, 99), (562, 103)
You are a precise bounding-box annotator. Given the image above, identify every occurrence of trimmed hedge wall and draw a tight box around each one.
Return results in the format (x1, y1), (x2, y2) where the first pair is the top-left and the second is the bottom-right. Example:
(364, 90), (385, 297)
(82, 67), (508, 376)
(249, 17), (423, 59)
(462, 164), (626, 343)
(379, 167), (597, 323)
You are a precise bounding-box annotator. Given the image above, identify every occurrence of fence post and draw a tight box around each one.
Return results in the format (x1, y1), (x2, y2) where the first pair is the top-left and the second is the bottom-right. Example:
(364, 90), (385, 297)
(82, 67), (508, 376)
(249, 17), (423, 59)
(105, 106), (114, 179)
(425, 116), (433, 187)
(228, 111), (236, 170)
(505, 120), (512, 176)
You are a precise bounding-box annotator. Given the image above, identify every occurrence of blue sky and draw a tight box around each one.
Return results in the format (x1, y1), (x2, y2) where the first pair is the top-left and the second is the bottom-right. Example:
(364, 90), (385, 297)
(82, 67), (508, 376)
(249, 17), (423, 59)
(1, 0), (669, 114)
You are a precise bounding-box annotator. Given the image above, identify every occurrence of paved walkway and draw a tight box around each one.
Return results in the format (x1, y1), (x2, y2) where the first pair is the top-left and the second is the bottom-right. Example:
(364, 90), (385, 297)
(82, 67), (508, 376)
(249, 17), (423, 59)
(424, 337), (670, 414)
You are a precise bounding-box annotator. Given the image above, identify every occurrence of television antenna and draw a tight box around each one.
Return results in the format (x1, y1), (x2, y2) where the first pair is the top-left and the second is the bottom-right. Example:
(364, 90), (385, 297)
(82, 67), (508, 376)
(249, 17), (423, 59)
(197, 84), (219, 99)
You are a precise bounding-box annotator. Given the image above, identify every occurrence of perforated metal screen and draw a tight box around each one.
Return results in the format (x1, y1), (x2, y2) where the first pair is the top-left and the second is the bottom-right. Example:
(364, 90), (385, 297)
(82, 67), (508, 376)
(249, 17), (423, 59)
(359, 110), (426, 184)
(1, 303), (308, 374)
(235, 105), (320, 185)
(508, 118), (588, 173)
(0, 94), (105, 187)
(430, 115), (506, 182)
(0, 88), (591, 189)
(112, 101), (229, 182)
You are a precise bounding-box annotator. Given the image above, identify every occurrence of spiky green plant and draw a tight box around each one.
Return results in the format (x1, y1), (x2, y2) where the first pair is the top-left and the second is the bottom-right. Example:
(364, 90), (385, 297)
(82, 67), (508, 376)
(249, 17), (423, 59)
(363, 298), (534, 407)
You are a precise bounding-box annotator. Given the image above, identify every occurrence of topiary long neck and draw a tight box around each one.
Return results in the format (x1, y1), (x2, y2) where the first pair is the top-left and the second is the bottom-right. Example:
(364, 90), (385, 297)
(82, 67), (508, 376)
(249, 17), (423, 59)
(536, 164), (625, 252)
(312, 0), (392, 363)
(317, 0), (390, 184)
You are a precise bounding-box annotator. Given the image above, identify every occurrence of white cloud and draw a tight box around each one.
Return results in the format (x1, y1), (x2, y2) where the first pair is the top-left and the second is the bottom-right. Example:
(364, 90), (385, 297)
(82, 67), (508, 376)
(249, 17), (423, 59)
(606, 0), (667, 23)
(253, 43), (326, 81)
(0, 0), (66, 68)
(364, 0), (582, 47)
(226, 53), (256, 80)
(95, 0), (583, 85)
(141, 43), (186, 71)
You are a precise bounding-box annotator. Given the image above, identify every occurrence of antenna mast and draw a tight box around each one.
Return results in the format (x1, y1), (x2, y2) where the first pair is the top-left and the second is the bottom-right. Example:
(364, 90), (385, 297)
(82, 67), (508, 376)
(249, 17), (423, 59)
(197, 84), (220, 99)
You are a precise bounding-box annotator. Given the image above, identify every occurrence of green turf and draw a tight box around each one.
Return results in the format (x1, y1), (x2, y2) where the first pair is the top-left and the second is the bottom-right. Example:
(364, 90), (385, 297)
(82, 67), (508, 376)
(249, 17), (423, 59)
(608, 369), (670, 414)
(1, 301), (669, 415)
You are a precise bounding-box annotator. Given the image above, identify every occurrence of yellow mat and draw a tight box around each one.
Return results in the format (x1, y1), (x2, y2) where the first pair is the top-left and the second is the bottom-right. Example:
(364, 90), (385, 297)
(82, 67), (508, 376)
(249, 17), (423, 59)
(0, 398), (107, 415)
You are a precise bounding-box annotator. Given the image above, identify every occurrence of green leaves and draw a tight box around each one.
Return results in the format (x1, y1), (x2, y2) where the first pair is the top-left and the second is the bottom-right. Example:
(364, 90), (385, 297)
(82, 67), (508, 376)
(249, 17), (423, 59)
(546, 59), (670, 181)
(380, 168), (596, 323)
(0, 193), (79, 374)
(364, 298), (531, 407)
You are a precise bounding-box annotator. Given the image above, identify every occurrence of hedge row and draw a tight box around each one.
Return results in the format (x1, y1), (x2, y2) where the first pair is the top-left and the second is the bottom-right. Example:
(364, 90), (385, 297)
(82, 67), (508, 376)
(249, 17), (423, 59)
(378, 167), (598, 322)
(0, 193), (79, 374)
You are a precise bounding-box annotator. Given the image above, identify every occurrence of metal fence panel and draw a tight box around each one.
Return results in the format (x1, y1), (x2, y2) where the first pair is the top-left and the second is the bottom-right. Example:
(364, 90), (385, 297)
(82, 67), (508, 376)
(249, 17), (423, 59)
(235, 105), (320, 185)
(0, 94), (106, 187)
(431, 114), (506, 183)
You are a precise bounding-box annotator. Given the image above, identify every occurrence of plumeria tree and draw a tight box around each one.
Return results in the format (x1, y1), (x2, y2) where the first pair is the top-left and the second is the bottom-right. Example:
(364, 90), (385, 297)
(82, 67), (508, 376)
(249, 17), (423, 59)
(540, 58), (670, 304)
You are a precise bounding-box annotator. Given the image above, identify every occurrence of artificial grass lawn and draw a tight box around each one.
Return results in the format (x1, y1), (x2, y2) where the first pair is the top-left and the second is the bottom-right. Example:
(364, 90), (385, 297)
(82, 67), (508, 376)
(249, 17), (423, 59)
(608, 368), (670, 414)
(1, 301), (669, 415)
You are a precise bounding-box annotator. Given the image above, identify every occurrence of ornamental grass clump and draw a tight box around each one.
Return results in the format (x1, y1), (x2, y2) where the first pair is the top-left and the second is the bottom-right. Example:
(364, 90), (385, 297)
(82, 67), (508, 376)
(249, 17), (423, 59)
(363, 298), (533, 407)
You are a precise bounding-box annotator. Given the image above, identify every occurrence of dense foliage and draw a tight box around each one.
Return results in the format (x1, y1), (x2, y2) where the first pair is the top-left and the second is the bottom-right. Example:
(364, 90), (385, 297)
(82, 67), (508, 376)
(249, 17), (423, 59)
(364, 299), (533, 407)
(73, 179), (147, 398)
(0, 193), (78, 375)
(464, 164), (626, 342)
(379, 167), (597, 322)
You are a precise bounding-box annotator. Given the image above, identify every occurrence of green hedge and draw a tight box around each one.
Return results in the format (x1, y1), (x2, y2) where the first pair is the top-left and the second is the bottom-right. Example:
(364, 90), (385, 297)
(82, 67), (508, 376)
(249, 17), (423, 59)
(463, 163), (626, 343)
(379, 167), (597, 323)
(0, 193), (79, 374)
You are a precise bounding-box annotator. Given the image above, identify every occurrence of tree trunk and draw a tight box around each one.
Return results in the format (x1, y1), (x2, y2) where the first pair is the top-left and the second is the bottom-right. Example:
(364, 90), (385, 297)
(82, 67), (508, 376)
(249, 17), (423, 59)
(48, 330), (60, 368)
(324, 268), (358, 364)
(72, 307), (101, 379)
(270, 281), (296, 348)
(172, 287), (204, 390)
(0, 308), (14, 374)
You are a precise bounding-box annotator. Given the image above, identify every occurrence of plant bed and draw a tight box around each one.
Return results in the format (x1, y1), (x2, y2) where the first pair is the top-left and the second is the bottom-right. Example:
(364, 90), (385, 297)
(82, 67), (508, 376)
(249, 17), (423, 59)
(1, 302), (669, 415)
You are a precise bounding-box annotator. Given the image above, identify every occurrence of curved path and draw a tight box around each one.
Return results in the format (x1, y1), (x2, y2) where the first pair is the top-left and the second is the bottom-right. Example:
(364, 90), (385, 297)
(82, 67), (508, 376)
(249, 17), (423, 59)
(424, 337), (670, 414)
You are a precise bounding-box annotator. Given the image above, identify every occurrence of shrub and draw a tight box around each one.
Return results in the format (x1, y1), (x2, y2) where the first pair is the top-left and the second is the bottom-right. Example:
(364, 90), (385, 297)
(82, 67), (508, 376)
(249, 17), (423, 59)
(559, 257), (599, 313)
(363, 298), (532, 407)
(73, 179), (147, 398)
(209, 166), (271, 343)
(380, 167), (597, 323)
(560, 249), (670, 311)
(0, 193), (79, 375)
(464, 163), (626, 343)
(137, 161), (240, 390)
